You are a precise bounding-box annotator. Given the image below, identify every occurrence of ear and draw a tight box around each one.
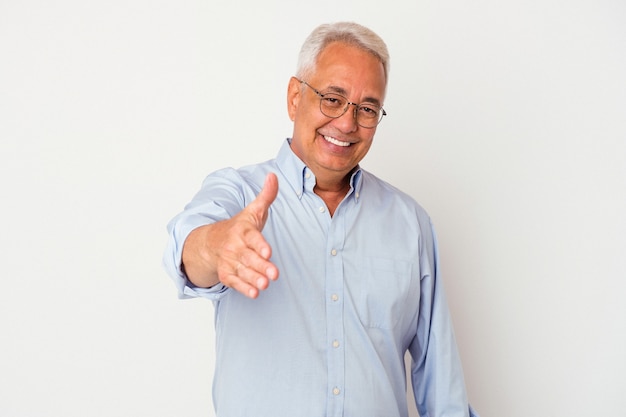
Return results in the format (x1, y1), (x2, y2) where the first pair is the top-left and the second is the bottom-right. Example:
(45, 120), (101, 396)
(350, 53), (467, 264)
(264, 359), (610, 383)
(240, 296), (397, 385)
(287, 77), (302, 121)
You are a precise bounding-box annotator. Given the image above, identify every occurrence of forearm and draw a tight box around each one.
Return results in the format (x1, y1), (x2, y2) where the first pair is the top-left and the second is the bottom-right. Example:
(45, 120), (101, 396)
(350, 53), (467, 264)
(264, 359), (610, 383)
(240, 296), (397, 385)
(181, 224), (221, 288)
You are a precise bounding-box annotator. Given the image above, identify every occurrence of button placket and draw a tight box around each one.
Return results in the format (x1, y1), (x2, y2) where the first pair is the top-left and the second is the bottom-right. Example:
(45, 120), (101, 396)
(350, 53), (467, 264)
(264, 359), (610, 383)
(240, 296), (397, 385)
(324, 211), (346, 416)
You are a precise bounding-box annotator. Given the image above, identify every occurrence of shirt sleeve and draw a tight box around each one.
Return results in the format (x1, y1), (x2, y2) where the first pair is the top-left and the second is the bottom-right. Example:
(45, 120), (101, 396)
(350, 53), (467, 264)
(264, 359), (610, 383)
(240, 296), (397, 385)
(408, 221), (479, 417)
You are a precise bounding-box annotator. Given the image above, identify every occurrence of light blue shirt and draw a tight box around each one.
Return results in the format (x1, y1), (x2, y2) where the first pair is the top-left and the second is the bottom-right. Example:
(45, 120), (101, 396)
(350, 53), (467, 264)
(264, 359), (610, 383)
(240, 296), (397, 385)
(163, 139), (478, 417)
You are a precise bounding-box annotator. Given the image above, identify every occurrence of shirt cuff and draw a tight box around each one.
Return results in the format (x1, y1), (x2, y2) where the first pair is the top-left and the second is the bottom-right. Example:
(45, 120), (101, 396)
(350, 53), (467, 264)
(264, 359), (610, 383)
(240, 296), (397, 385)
(181, 280), (229, 300)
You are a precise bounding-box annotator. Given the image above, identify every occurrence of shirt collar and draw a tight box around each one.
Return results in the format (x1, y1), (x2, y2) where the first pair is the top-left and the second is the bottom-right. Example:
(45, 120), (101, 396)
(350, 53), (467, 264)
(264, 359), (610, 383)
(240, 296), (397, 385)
(276, 138), (363, 202)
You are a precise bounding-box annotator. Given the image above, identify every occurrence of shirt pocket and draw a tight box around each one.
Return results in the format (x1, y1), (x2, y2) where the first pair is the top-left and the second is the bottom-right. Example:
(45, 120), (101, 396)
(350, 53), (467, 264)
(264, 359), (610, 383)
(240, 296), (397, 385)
(353, 256), (414, 329)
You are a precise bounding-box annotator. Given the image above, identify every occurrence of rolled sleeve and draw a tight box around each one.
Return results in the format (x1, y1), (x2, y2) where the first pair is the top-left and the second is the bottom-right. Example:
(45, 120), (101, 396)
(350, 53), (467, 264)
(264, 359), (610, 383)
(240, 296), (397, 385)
(162, 213), (231, 301)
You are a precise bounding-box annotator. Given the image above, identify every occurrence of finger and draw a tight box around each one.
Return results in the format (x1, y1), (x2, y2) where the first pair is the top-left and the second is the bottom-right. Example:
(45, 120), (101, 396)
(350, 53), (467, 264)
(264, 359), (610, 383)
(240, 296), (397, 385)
(242, 173), (279, 260)
(257, 173), (279, 210)
(225, 273), (261, 299)
(241, 227), (274, 264)
(248, 173), (279, 229)
(239, 246), (279, 281)
(236, 263), (271, 290)
(222, 262), (270, 299)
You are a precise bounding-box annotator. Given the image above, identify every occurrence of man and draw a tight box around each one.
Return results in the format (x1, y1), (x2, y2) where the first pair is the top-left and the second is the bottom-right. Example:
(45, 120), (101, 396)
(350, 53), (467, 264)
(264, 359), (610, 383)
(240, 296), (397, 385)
(163, 21), (478, 417)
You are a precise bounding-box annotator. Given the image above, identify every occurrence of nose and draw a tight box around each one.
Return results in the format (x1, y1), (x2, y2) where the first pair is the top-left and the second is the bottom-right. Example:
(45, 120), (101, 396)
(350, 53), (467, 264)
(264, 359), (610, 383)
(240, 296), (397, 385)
(331, 103), (359, 133)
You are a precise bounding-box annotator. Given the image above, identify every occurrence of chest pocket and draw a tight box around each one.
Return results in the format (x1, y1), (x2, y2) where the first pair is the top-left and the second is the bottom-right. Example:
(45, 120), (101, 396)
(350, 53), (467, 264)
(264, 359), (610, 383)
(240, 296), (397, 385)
(352, 257), (414, 329)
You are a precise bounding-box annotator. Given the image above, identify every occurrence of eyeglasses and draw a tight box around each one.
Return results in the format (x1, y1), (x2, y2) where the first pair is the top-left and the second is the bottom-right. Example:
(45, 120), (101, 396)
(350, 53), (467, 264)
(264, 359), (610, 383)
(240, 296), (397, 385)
(298, 79), (386, 129)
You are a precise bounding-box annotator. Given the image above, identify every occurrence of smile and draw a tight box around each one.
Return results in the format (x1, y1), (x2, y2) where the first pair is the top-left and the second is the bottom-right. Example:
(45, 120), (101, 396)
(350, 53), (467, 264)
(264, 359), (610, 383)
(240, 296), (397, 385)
(323, 135), (351, 147)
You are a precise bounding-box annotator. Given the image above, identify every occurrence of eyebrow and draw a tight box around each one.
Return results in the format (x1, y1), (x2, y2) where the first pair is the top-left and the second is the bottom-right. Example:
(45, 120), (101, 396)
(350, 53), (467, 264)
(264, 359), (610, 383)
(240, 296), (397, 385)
(324, 85), (382, 107)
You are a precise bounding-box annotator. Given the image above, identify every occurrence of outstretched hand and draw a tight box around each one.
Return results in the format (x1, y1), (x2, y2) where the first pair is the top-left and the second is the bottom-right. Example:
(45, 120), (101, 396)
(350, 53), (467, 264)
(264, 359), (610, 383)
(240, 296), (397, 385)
(182, 173), (279, 298)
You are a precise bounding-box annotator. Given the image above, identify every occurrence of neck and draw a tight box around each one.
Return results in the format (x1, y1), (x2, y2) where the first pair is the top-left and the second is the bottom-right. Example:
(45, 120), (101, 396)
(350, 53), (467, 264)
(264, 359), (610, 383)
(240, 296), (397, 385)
(313, 173), (353, 217)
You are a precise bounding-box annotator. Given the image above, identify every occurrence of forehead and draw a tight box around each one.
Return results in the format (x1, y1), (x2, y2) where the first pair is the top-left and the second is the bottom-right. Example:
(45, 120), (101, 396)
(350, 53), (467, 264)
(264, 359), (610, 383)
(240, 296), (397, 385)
(311, 42), (386, 101)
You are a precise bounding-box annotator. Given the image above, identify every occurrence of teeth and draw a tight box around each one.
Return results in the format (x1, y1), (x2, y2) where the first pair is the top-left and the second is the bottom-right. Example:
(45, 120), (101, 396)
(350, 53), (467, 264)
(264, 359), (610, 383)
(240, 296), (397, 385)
(324, 135), (350, 147)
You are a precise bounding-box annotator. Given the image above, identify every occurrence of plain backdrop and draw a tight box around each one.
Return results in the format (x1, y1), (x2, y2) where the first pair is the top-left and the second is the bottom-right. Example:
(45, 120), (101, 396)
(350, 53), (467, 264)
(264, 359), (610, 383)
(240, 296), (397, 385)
(1, 1), (625, 416)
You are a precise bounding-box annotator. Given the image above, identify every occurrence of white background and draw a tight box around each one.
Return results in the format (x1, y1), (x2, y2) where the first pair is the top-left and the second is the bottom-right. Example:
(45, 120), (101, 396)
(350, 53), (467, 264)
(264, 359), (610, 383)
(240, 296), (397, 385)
(1, 1), (625, 416)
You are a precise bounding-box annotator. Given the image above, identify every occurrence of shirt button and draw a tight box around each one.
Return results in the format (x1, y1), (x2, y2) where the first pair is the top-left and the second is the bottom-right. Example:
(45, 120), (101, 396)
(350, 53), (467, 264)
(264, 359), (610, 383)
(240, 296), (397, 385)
(332, 340), (340, 348)
(305, 172), (311, 179)
(331, 249), (337, 256)
(319, 206), (325, 213)
(331, 294), (338, 302)
(333, 387), (341, 395)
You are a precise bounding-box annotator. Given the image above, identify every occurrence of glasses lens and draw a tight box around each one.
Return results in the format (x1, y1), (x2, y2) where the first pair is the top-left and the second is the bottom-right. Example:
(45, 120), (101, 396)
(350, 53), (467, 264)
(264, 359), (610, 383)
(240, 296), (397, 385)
(356, 104), (382, 128)
(319, 94), (347, 118)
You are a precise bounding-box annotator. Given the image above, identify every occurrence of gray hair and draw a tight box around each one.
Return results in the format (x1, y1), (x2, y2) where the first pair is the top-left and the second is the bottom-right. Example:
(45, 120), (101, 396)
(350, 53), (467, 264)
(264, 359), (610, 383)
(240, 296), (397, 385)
(296, 22), (390, 85)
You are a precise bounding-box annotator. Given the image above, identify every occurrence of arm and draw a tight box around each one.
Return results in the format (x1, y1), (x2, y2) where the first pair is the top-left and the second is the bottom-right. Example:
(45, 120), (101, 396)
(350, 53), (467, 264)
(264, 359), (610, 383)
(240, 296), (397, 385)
(166, 173), (280, 299)
(409, 224), (478, 417)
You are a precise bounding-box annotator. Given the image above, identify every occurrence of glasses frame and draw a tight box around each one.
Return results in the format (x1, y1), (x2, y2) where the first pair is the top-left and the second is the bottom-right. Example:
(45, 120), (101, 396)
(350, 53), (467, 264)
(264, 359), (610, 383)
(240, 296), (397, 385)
(298, 79), (387, 128)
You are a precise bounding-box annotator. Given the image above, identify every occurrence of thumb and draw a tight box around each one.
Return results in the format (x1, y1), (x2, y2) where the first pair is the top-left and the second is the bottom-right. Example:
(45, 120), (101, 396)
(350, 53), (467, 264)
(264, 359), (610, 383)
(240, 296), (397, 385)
(249, 173), (278, 228)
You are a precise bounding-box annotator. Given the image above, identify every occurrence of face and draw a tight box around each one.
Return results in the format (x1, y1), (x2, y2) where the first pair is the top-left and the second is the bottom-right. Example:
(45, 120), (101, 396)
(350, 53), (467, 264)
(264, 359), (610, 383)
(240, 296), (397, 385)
(287, 42), (386, 185)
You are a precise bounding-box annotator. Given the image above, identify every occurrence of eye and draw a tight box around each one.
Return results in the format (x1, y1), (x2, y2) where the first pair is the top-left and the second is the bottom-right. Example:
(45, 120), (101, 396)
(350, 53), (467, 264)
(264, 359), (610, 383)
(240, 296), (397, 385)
(358, 104), (379, 117)
(321, 94), (345, 108)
